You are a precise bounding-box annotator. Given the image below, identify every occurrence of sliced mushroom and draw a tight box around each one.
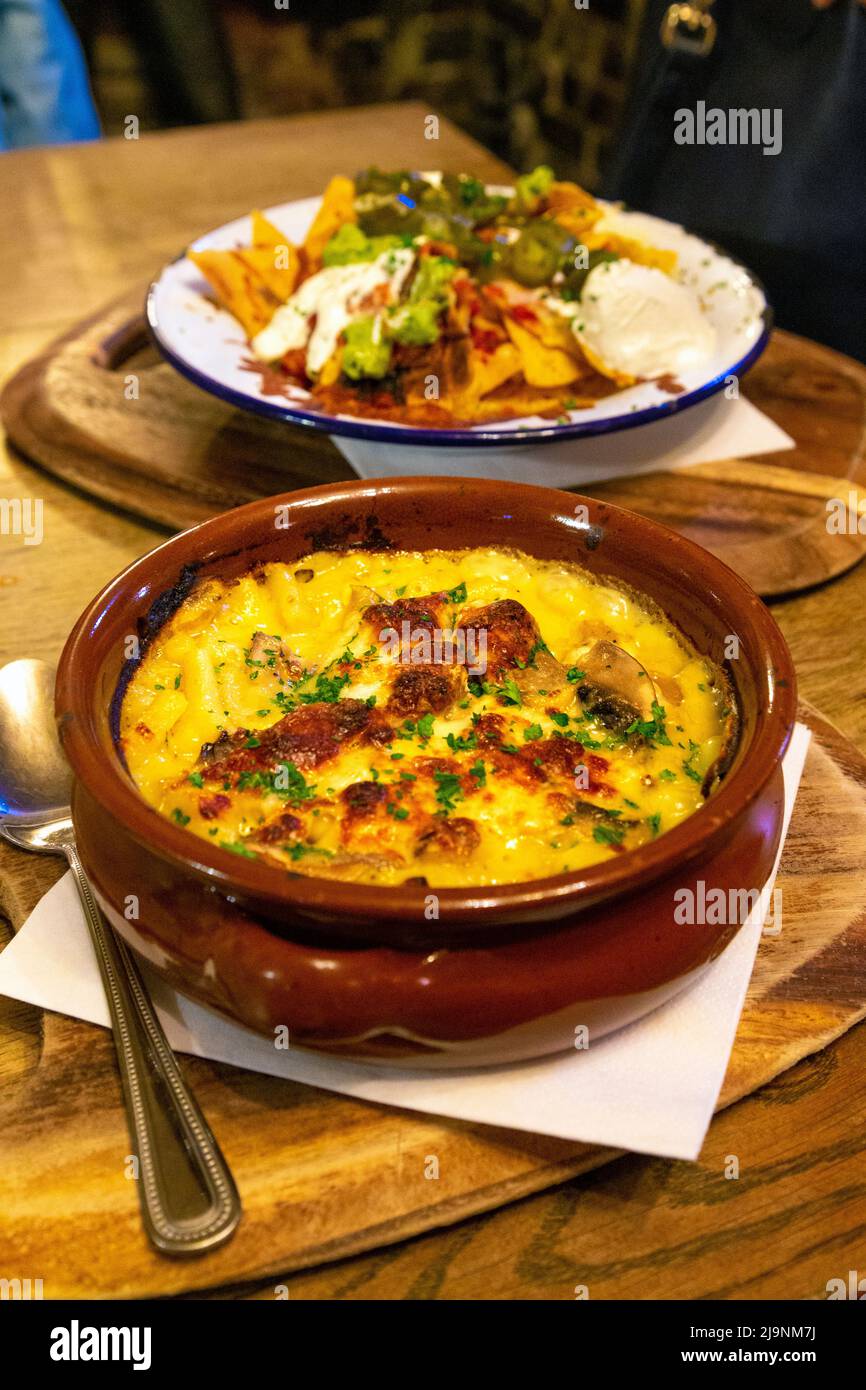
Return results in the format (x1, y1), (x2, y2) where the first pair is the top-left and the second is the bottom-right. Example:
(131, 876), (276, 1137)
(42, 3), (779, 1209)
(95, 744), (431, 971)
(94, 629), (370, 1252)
(701, 705), (740, 797)
(561, 799), (638, 830)
(574, 640), (658, 734)
(256, 844), (402, 880)
(512, 647), (572, 706)
(415, 816), (481, 859)
(655, 674), (683, 707)
(248, 631), (305, 685)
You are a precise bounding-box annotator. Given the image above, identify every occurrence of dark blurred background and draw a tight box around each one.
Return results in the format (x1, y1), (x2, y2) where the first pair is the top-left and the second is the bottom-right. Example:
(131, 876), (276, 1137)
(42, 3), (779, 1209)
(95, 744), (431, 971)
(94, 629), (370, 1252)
(5, 0), (864, 359)
(63, 0), (643, 192)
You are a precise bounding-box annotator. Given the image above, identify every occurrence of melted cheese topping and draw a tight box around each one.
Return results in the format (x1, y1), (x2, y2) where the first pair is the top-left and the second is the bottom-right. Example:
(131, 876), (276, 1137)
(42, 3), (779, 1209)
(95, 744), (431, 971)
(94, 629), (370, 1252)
(120, 548), (734, 888)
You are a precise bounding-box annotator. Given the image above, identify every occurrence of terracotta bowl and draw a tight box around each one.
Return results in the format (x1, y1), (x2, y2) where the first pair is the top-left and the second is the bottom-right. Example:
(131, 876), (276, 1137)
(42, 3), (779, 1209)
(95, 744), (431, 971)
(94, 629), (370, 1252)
(56, 478), (797, 1067)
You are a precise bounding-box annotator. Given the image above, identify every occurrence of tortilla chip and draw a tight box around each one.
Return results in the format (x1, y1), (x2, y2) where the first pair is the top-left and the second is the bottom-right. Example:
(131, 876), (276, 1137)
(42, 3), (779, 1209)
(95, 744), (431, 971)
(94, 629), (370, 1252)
(504, 304), (586, 358)
(250, 211), (302, 296)
(187, 248), (281, 338)
(576, 336), (635, 389)
(546, 182), (603, 237)
(303, 175), (356, 268)
(465, 342), (522, 399)
(547, 180), (600, 214)
(251, 210), (287, 249)
(504, 317), (582, 387)
(583, 231), (677, 276)
(460, 386), (576, 423)
(236, 245), (300, 303)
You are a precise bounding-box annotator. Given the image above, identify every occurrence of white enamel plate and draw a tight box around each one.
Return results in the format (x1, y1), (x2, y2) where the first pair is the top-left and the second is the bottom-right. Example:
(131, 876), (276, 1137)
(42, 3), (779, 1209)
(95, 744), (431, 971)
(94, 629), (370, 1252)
(147, 195), (770, 448)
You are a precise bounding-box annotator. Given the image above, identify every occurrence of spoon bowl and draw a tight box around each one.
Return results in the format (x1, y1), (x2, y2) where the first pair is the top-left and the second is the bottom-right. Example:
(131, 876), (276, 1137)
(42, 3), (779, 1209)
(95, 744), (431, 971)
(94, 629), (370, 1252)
(0, 658), (70, 825)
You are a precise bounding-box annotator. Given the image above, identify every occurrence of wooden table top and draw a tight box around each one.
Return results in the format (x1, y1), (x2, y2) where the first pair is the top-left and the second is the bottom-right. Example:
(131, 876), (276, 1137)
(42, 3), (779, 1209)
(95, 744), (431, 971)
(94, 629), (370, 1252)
(1, 106), (865, 1300)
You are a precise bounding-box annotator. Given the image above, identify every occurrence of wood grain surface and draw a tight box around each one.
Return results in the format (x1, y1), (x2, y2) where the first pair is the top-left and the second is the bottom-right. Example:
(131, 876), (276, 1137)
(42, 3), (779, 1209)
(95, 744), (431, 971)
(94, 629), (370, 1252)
(1, 109), (865, 1300)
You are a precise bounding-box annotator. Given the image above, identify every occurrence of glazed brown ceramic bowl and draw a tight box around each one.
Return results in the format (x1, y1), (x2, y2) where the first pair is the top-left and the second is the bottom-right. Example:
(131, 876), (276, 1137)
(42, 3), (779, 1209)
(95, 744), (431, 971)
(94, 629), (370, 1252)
(56, 478), (796, 1066)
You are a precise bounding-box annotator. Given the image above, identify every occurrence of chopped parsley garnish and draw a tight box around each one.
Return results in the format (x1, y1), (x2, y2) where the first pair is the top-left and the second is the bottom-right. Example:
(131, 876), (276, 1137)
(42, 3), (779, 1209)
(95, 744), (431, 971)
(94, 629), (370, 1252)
(626, 702), (672, 747)
(237, 759), (316, 806)
(682, 740), (703, 782)
(647, 812), (662, 837)
(566, 667), (586, 683)
(287, 843), (333, 861)
(498, 676), (523, 707)
(446, 730), (477, 752)
(592, 822), (625, 847)
(523, 723), (543, 742)
(549, 710), (569, 727)
(433, 770), (464, 815)
(275, 760), (316, 804)
(469, 759), (486, 787)
(219, 839), (257, 858)
(446, 581), (467, 604)
(188, 771), (204, 788)
(171, 808), (190, 826)
(416, 712), (435, 741)
(298, 672), (351, 704)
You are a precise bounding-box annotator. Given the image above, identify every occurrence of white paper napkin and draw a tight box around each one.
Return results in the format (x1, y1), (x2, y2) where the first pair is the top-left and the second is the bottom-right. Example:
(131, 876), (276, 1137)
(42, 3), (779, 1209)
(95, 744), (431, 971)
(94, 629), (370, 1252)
(0, 724), (809, 1161)
(333, 394), (793, 487)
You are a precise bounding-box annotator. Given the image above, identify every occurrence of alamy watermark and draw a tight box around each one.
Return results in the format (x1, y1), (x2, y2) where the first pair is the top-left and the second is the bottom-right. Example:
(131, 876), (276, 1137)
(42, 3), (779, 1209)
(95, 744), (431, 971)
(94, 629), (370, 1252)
(0, 497), (43, 546)
(674, 880), (782, 936)
(674, 101), (782, 157)
(379, 622), (487, 677)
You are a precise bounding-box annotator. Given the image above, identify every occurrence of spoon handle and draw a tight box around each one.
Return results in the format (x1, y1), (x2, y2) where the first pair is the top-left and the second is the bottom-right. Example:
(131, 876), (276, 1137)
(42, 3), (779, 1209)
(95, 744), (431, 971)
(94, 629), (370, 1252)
(64, 844), (242, 1255)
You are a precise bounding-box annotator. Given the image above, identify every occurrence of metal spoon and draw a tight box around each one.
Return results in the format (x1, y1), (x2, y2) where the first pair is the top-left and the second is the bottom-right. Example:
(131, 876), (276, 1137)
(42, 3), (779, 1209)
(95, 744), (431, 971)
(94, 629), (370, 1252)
(0, 659), (241, 1255)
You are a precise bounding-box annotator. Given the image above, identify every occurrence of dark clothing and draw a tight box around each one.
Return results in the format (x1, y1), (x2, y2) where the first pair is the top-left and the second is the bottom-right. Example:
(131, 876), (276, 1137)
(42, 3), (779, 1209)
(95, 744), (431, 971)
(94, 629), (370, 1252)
(601, 0), (866, 361)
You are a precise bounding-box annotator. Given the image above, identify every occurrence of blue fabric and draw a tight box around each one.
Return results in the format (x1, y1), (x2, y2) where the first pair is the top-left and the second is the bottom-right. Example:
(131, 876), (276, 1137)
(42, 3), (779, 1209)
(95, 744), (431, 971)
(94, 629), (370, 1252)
(0, 0), (100, 149)
(602, 1), (866, 360)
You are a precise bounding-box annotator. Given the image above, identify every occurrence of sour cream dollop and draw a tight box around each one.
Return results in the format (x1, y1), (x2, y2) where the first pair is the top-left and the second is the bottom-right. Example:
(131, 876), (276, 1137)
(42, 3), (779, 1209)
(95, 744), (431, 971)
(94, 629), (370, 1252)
(252, 248), (415, 376)
(572, 260), (715, 381)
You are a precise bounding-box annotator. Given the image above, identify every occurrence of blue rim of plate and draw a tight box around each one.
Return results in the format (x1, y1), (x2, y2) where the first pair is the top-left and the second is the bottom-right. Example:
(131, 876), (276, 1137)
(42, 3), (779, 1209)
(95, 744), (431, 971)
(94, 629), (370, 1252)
(146, 251), (773, 449)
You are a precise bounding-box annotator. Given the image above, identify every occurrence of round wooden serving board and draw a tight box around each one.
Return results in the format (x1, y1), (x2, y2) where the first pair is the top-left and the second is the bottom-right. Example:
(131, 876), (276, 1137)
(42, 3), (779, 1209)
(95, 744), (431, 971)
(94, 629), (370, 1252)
(0, 700), (864, 1299)
(2, 294), (865, 599)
